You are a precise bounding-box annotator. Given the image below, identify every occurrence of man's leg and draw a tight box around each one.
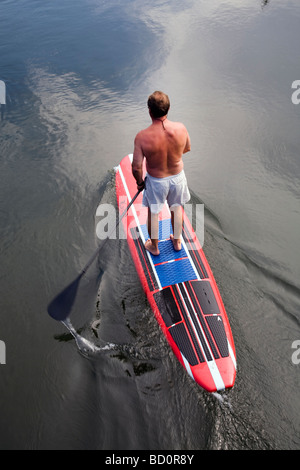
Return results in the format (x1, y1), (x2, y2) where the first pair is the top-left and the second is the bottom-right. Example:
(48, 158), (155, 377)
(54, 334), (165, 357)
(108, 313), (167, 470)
(145, 207), (160, 255)
(170, 205), (183, 251)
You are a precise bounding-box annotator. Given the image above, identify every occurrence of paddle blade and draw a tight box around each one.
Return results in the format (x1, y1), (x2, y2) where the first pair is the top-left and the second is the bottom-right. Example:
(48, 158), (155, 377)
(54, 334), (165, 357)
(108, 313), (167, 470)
(47, 274), (82, 321)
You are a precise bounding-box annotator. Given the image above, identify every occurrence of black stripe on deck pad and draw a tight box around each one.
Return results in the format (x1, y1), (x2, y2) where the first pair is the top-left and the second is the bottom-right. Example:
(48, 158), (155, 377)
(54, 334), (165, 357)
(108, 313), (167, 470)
(169, 323), (198, 366)
(153, 287), (182, 328)
(206, 315), (229, 358)
(190, 280), (220, 315)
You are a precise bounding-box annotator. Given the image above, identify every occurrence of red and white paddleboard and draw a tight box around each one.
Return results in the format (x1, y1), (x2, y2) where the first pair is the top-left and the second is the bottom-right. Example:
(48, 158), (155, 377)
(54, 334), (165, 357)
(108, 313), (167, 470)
(115, 154), (236, 392)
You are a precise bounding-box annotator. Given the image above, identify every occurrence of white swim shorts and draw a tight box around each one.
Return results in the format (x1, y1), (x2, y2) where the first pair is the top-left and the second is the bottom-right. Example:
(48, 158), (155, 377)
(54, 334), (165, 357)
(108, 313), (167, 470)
(142, 170), (190, 214)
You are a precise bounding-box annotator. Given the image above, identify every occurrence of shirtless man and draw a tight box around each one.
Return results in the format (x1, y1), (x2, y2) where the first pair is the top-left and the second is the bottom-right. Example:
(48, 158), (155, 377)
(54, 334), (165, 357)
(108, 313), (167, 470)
(132, 91), (191, 255)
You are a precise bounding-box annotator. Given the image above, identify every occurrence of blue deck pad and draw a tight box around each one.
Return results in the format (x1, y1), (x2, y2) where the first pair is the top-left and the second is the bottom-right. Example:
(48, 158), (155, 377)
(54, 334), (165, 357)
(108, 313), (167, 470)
(140, 219), (173, 241)
(156, 240), (186, 263)
(140, 221), (197, 287)
(155, 259), (198, 287)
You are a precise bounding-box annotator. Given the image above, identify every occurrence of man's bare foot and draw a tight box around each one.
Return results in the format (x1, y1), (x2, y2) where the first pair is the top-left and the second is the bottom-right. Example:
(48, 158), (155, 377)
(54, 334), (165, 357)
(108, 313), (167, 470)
(145, 239), (160, 256)
(170, 234), (182, 251)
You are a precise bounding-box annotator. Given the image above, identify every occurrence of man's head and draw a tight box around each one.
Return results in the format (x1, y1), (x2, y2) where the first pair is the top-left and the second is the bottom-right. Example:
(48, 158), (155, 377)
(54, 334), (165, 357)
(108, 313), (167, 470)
(147, 91), (170, 118)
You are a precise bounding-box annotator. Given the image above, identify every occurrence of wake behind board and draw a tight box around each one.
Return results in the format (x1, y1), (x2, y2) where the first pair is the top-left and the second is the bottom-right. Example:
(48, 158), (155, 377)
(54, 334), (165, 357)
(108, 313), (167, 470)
(115, 154), (236, 392)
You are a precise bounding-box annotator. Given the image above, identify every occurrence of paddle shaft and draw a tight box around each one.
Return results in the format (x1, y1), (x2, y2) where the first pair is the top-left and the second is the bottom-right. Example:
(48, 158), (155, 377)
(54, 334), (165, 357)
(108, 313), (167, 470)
(47, 185), (143, 321)
(80, 186), (142, 276)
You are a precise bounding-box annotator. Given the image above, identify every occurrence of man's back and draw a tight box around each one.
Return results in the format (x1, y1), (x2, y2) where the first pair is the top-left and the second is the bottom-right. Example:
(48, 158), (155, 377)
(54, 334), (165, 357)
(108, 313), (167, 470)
(133, 118), (191, 178)
(131, 90), (191, 255)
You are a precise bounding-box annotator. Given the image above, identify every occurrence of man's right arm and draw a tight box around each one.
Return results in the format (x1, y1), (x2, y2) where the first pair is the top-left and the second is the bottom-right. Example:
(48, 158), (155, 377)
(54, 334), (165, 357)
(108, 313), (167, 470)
(132, 133), (145, 190)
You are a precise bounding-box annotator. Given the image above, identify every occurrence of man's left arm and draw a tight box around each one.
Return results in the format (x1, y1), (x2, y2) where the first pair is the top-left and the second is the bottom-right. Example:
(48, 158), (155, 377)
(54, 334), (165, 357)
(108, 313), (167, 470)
(183, 129), (191, 154)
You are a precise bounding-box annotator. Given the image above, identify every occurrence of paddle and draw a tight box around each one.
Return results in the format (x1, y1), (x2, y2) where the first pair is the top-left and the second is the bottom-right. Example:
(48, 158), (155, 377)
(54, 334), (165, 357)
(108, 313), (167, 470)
(47, 185), (143, 321)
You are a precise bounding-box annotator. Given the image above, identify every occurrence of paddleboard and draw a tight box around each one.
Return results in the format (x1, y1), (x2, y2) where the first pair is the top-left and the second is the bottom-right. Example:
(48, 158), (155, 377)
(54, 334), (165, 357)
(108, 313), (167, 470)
(115, 154), (236, 392)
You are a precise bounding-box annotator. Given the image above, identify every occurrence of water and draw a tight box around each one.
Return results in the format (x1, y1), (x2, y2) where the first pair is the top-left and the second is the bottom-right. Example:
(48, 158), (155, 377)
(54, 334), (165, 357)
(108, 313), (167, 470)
(0, 0), (299, 450)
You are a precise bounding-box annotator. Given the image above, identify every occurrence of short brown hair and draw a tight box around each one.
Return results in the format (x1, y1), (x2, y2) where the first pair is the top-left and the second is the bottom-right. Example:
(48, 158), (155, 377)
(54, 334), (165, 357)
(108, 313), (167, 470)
(147, 91), (170, 118)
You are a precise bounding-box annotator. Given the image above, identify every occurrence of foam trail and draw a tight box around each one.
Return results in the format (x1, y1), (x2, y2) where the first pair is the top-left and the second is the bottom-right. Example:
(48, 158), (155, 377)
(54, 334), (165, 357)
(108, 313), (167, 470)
(212, 392), (233, 410)
(62, 318), (115, 355)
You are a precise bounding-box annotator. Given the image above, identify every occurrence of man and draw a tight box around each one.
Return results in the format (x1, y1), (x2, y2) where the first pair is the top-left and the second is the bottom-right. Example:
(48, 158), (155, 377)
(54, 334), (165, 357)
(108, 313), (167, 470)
(132, 91), (191, 255)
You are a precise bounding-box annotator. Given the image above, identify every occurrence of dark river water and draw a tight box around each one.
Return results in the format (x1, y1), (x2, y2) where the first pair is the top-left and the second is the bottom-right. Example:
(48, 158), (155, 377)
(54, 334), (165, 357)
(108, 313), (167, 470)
(0, 0), (299, 451)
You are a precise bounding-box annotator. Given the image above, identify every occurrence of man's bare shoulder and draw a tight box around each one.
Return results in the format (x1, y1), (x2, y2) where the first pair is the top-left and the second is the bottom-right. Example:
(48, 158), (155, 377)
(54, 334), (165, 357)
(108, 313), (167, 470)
(134, 125), (152, 142)
(169, 120), (188, 131)
(166, 120), (189, 139)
